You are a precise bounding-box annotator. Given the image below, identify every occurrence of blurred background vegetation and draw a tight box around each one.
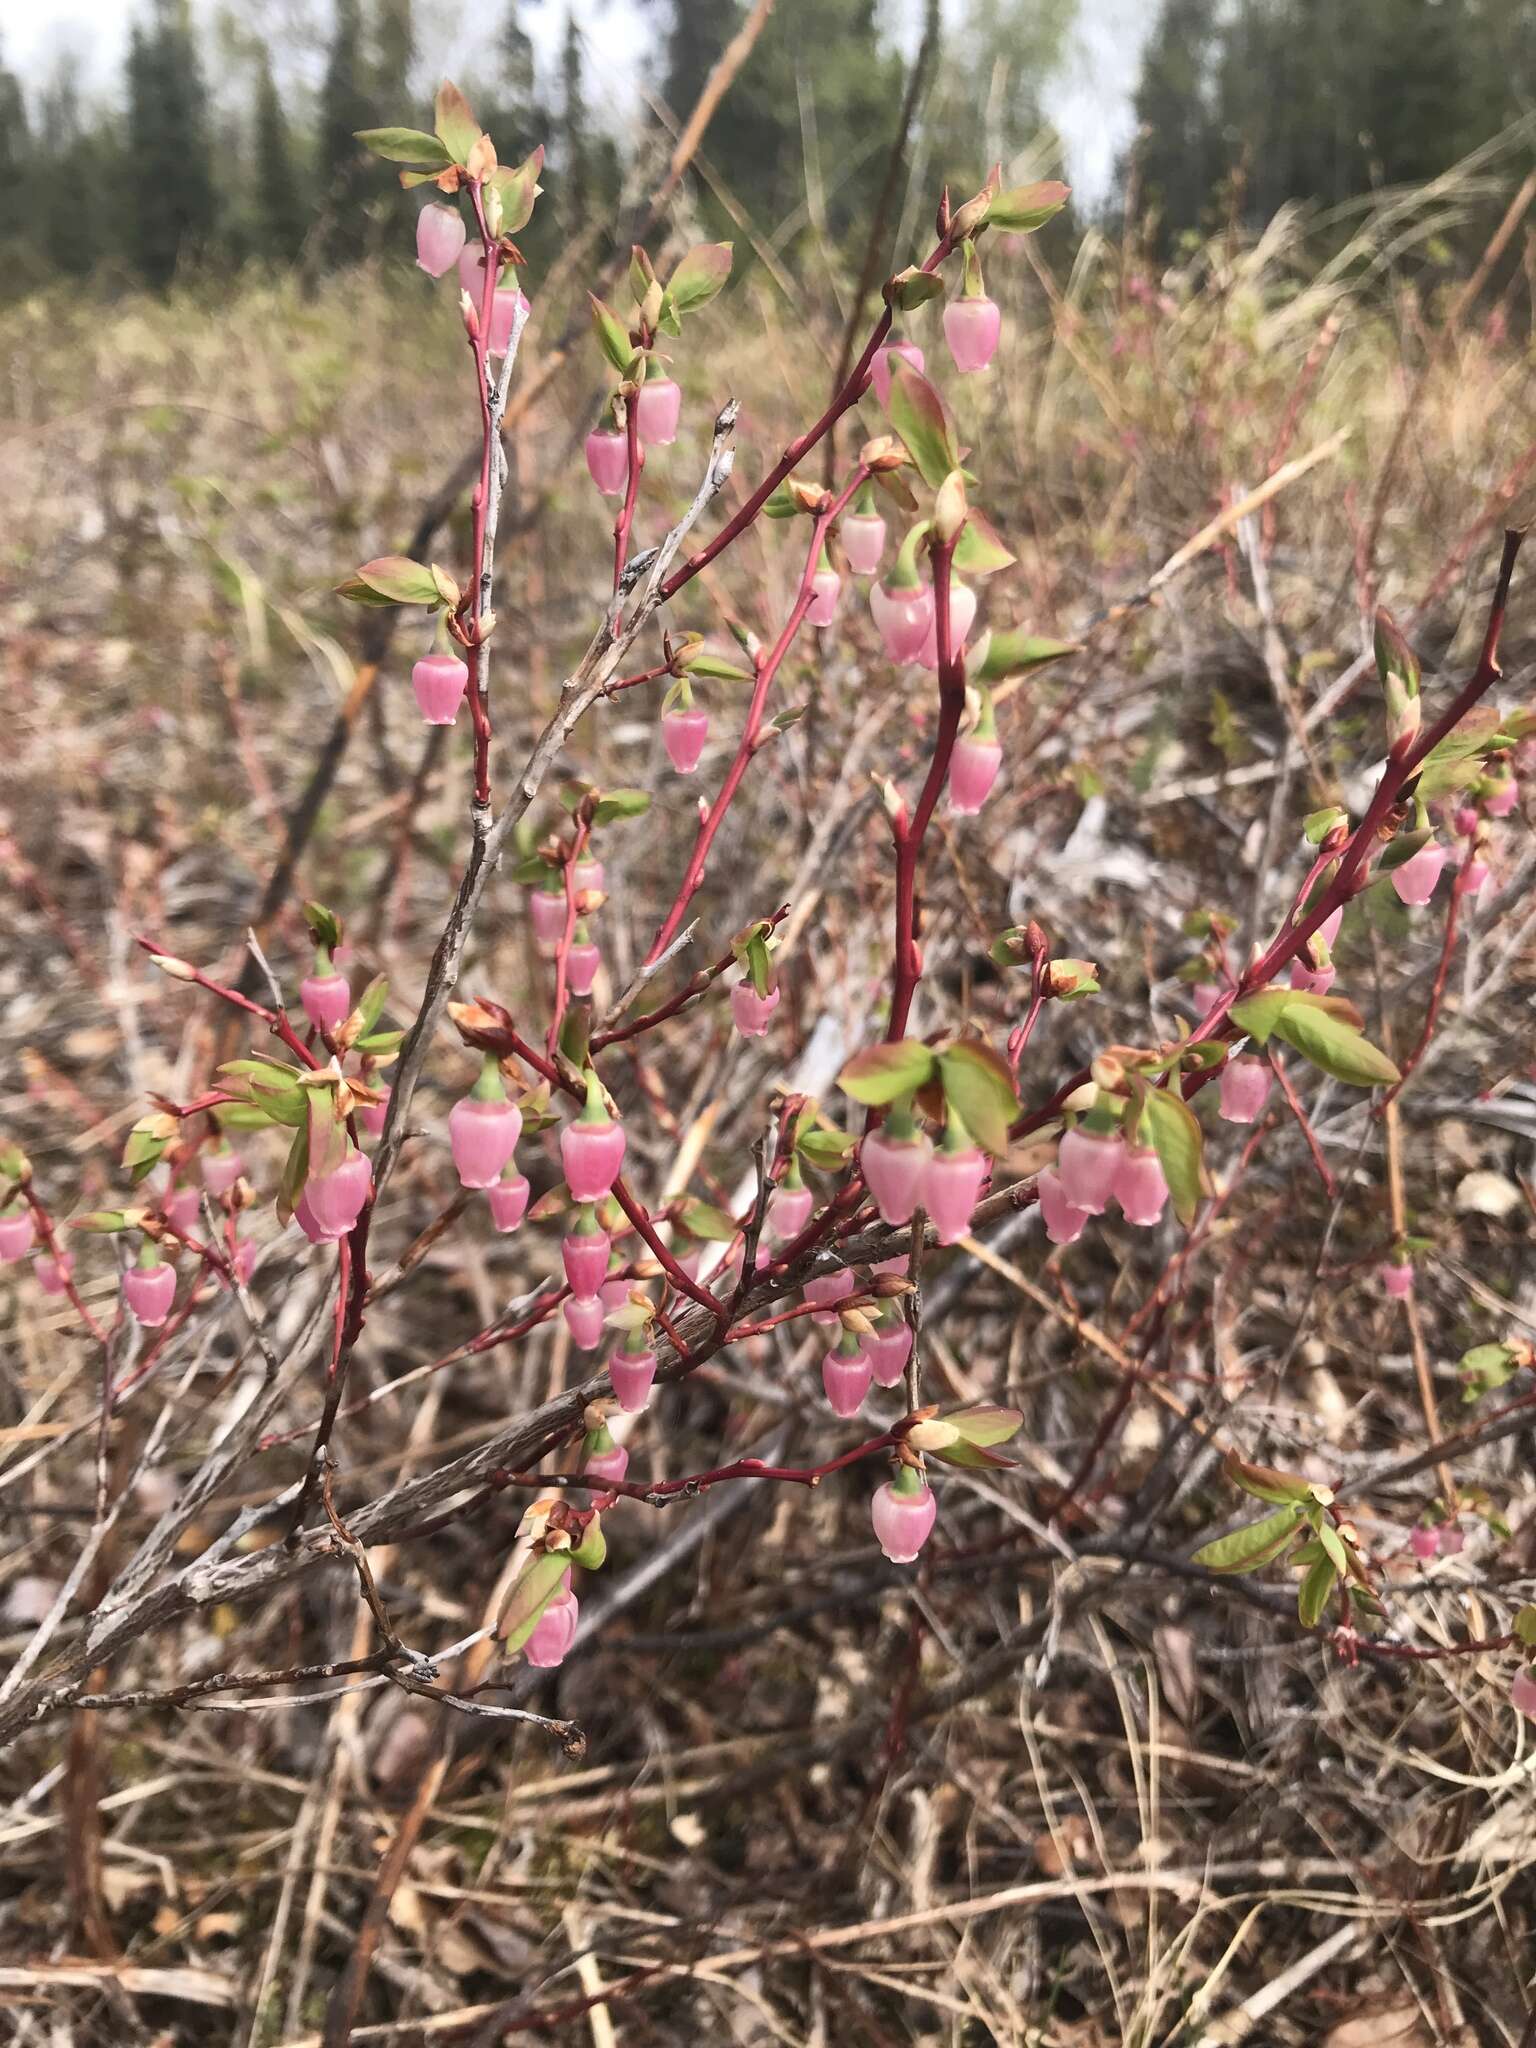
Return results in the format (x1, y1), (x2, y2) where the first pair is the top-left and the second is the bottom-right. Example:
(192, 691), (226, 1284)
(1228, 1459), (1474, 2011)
(2, 0), (1535, 299)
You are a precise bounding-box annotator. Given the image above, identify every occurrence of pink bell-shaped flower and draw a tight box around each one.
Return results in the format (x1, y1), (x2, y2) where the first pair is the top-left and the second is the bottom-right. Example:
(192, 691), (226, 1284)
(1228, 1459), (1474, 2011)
(663, 706), (709, 773)
(865, 1310), (914, 1387)
(1408, 1524), (1439, 1561)
(524, 1588), (579, 1669)
(231, 1236), (256, 1285)
(562, 1072), (627, 1201)
(731, 980), (781, 1037)
(1057, 1125), (1125, 1216)
(585, 426), (629, 497)
(766, 1179), (814, 1244)
(823, 1333), (873, 1417)
(359, 1084), (391, 1137)
(583, 1428), (630, 1486)
(871, 337), (925, 405)
(1439, 1524), (1466, 1556)
(1192, 982), (1222, 1017)
(0, 1208), (35, 1261)
(449, 1059), (523, 1189)
(1511, 1666), (1536, 1720)
(842, 510), (887, 576)
(530, 886), (568, 951)
(307, 1146), (373, 1239)
(918, 580), (978, 668)
(457, 242), (499, 298)
(807, 566), (842, 628)
(1464, 856), (1491, 896)
(1289, 961), (1335, 996)
(804, 1269), (854, 1323)
(1484, 775), (1518, 818)
(301, 966), (351, 1037)
(1114, 1143), (1169, 1227)
(567, 934), (601, 998)
(294, 1189), (330, 1244)
(572, 857), (605, 898)
(416, 202), (466, 277)
(1218, 1056), (1270, 1125)
(859, 1116), (933, 1227)
(412, 652), (470, 726)
(923, 1136), (989, 1245)
(35, 1251), (73, 1295)
(871, 1471), (937, 1563)
(1314, 906), (1343, 952)
(488, 1169), (530, 1233)
(123, 1255), (177, 1327)
(636, 376), (681, 446)
(873, 1253), (910, 1276)
(1037, 1167), (1089, 1246)
(943, 293), (1002, 374)
(163, 1187), (200, 1235)
(562, 1207), (612, 1297)
(200, 1145), (244, 1197)
(949, 737), (1002, 816)
(871, 579), (935, 663)
(564, 1294), (605, 1350)
(1380, 1259), (1414, 1300)
(488, 286), (530, 354)
(1392, 841), (1448, 905)
(610, 1341), (658, 1413)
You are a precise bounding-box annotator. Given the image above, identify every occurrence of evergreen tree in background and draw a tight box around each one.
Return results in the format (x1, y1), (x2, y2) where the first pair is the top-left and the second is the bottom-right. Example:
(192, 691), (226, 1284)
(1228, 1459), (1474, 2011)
(316, 0), (377, 264)
(125, 0), (219, 288)
(254, 54), (309, 263)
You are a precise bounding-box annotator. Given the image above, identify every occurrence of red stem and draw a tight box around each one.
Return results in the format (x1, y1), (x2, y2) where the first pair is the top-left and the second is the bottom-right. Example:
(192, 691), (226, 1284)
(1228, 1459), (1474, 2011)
(464, 186), (501, 807)
(612, 397), (645, 599)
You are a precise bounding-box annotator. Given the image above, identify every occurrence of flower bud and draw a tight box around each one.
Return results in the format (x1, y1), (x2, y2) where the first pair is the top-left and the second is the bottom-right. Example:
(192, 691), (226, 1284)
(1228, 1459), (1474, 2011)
(823, 1333), (873, 1417)
(871, 1474), (936, 1563)
(663, 707), (710, 774)
(301, 971), (351, 1037)
(860, 1126), (934, 1227)
(1056, 1128), (1124, 1216)
(948, 736), (1002, 815)
(488, 1169), (530, 1233)
(200, 1144), (244, 1197)
(1408, 1524), (1439, 1562)
(865, 1312), (914, 1386)
(870, 581), (934, 663)
(585, 427), (629, 497)
(1380, 1259), (1413, 1300)
(561, 1077), (626, 1202)
(731, 980), (781, 1038)
(449, 1066), (522, 1190)
(1391, 841), (1447, 906)
(359, 1084), (391, 1137)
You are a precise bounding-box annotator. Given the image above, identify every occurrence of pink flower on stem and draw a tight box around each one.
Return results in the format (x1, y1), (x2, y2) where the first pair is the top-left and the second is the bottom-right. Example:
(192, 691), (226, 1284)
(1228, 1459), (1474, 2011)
(949, 737), (1002, 816)
(294, 1190), (330, 1245)
(529, 886), (568, 951)
(766, 1178), (814, 1244)
(1511, 1667), (1536, 1720)
(871, 337), (925, 405)
(458, 243), (499, 298)
(922, 1120), (989, 1245)
(524, 1588), (579, 1669)
(943, 294), (1002, 374)
(359, 1085), (391, 1137)
(200, 1145), (244, 1197)
(870, 579), (934, 663)
(415, 202), (466, 277)
(1439, 1524), (1466, 1556)
(1288, 961), (1335, 997)
(572, 858), (605, 898)
(842, 510), (887, 576)
(1484, 776), (1518, 818)
(306, 1147), (373, 1239)
(1218, 1056), (1270, 1125)
(449, 1059), (523, 1189)
(1056, 1125), (1125, 1216)
(164, 1187), (200, 1235)
(585, 427), (628, 497)
(663, 706), (710, 773)
(488, 1169), (530, 1233)
(301, 964), (351, 1036)
(919, 581), (977, 669)
(564, 1295), (605, 1350)
(34, 1251), (73, 1296)
(488, 286), (530, 354)
(232, 1236), (256, 1285)
(567, 935), (602, 998)
(807, 565), (842, 628)
(823, 1333), (873, 1417)
(1114, 1144), (1169, 1228)
(1315, 906), (1343, 952)
(1408, 1525), (1439, 1562)
(582, 1427), (630, 1485)
(865, 1309), (914, 1387)
(731, 980), (781, 1037)
(1464, 856), (1492, 896)
(805, 1269), (854, 1324)
(0, 1208), (35, 1261)
(1381, 1259), (1414, 1300)
(1037, 1167), (1089, 1246)
(610, 1339), (658, 1413)
(860, 1115), (933, 1228)
(871, 1471), (937, 1563)
(636, 377), (681, 446)
(562, 1073), (627, 1201)
(562, 1207), (612, 1297)
(123, 1252), (176, 1327)
(412, 652), (470, 726)
(1391, 842), (1448, 905)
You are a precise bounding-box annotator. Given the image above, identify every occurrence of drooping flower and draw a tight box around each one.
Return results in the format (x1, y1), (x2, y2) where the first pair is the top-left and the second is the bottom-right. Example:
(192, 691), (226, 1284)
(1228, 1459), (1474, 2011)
(731, 979), (781, 1037)
(34, 1251), (73, 1296)
(567, 928), (602, 998)
(841, 484), (887, 576)
(871, 1468), (937, 1563)
(524, 1586), (579, 1668)
(635, 376), (681, 447)
(609, 1326), (658, 1413)
(918, 579), (977, 669)
(1037, 1167), (1089, 1246)
(807, 552), (842, 629)
(0, 1206), (36, 1262)
(564, 1294), (605, 1350)
(306, 1146), (373, 1239)
(488, 1167), (531, 1233)
(864, 1305), (914, 1387)
(871, 337), (925, 405)
(1056, 1122), (1125, 1216)
(415, 203), (466, 277)
(122, 1243), (176, 1326)
(943, 293), (1002, 374)
(585, 426), (629, 497)
(859, 1103), (932, 1227)
(412, 652), (470, 726)
(1392, 841), (1448, 906)
(663, 703), (710, 774)
(300, 950), (351, 1036)
(1380, 1258), (1414, 1300)
(804, 1269), (855, 1323)
(1113, 1144), (1169, 1228)
(922, 1111), (989, 1245)
(562, 1205), (612, 1298)
(1218, 1056), (1270, 1125)
(449, 1056), (523, 1190)
(823, 1329), (873, 1417)
(561, 1071), (626, 1201)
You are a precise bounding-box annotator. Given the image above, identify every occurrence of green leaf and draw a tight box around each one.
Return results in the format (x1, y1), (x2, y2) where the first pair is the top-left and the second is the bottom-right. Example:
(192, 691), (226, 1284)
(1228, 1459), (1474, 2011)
(666, 241), (733, 317)
(491, 147), (543, 234)
(1192, 1506), (1302, 1574)
(837, 1039), (938, 1106)
(1297, 1555), (1337, 1627)
(796, 1128), (856, 1172)
(1377, 828), (1432, 872)
(1272, 998), (1400, 1088)
(972, 629), (1080, 683)
(936, 1040), (1020, 1156)
(930, 1439), (1016, 1469)
(433, 80), (482, 167)
(887, 363), (960, 490)
(501, 1551), (572, 1656)
(592, 788), (652, 825)
(1514, 1605), (1536, 1648)
(1229, 989), (1290, 1044)
(589, 295), (634, 375)
(985, 179), (1069, 232)
(950, 1405), (1022, 1447)
(71, 1210), (136, 1234)
(356, 1028), (406, 1058)
(677, 648), (754, 681)
(340, 556), (444, 608)
(1136, 1083), (1204, 1226)
(349, 975), (388, 1037)
(1314, 1518), (1350, 1575)
(1223, 1452), (1313, 1506)
(212, 1102), (274, 1131)
(679, 1199), (737, 1242)
(277, 1125), (309, 1226)
(355, 126), (452, 169)
(952, 511), (1016, 578)
(1303, 806), (1348, 845)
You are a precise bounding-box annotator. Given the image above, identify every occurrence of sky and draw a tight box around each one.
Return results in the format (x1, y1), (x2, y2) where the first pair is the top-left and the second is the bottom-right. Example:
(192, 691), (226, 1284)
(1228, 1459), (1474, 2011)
(0, 0), (1152, 210)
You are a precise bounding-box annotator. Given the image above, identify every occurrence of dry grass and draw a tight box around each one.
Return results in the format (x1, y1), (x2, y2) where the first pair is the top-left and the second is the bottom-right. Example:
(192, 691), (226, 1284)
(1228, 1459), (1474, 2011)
(1, 160), (1535, 2045)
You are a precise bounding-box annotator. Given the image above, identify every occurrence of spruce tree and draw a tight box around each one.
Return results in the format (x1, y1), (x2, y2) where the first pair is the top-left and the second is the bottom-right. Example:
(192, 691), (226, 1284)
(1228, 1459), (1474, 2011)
(125, 0), (219, 288)
(254, 53), (308, 262)
(317, 0), (377, 265)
